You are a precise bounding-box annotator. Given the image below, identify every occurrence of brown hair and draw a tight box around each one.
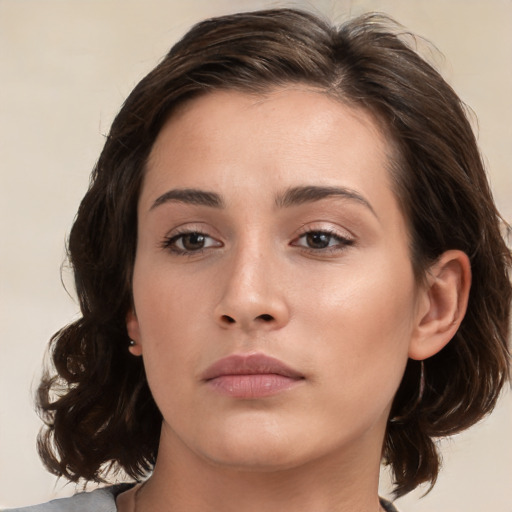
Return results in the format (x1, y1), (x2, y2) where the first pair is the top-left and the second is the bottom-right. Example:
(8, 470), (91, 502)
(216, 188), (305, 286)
(37, 8), (511, 498)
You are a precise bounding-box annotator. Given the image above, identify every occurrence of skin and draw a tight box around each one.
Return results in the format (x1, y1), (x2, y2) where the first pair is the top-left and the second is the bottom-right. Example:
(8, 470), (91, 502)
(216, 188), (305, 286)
(124, 88), (470, 512)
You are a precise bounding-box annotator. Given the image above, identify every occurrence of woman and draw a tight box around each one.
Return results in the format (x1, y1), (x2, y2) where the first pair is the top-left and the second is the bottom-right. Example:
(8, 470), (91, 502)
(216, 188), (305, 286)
(5, 8), (510, 512)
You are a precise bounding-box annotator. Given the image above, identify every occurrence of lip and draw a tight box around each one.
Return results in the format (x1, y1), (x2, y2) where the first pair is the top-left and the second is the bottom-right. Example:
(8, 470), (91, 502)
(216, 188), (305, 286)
(201, 353), (305, 398)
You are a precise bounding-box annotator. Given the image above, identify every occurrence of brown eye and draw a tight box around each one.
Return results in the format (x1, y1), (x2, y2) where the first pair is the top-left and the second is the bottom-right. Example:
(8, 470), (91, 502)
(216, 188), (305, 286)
(181, 232), (207, 251)
(163, 231), (222, 254)
(291, 230), (354, 252)
(305, 232), (332, 249)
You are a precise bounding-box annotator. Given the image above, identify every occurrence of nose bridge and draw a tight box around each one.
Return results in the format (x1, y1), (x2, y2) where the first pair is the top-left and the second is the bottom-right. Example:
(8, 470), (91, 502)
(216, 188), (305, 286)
(214, 234), (289, 330)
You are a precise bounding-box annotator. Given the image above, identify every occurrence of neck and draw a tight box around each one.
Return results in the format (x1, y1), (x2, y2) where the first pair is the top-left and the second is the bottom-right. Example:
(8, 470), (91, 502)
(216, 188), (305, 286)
(133, 424), (385, 512)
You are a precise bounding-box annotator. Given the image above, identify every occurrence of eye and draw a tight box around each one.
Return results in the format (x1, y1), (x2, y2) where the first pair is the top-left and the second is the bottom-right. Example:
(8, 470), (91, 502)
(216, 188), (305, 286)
(162, 231), (222, 254)
(292, 230), (354, 251)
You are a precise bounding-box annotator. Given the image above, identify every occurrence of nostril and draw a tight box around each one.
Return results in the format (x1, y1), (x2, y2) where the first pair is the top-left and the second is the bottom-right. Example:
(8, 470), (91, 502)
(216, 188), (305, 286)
(257, 314), (274, 322)
(221, 315), (236, 324)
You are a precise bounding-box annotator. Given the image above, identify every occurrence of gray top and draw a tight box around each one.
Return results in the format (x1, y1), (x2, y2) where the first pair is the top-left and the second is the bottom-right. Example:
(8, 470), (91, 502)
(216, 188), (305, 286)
(2, 485), (399, 511)
(1, 485), (132, 512)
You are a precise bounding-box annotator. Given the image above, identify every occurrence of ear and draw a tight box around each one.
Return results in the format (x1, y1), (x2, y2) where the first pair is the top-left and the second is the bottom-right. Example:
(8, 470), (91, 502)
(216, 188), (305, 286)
(409, 250), (471, 361)
(126, 309), (143, 356)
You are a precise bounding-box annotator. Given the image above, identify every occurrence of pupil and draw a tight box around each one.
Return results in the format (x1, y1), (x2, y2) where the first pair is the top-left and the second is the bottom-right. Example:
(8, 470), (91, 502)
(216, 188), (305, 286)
(307, 232), (330, 248)
(183, 233), (205, 250)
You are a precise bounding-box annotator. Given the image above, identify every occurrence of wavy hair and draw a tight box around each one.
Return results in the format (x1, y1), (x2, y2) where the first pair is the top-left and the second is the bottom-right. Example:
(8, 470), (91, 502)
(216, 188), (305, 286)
(37, 8), (511, 498)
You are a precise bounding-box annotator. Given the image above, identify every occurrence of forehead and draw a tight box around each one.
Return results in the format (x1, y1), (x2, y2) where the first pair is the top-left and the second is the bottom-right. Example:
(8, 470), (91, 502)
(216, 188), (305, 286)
(143, 87), (398, 213)
(155, 86), (387, 141)
(148, 87), (392, 170)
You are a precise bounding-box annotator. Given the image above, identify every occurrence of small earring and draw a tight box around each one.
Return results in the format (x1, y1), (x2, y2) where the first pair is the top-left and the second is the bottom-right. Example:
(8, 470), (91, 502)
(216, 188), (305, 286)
(128, 339), (142, 357)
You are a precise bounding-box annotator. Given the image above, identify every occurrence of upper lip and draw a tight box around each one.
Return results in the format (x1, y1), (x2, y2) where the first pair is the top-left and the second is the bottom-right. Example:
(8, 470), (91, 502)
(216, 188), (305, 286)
(201, 353), (304, 381)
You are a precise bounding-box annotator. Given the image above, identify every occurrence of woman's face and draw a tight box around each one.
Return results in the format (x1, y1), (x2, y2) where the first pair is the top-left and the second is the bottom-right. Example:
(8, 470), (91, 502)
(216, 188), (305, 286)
(128, 88), (425, 472)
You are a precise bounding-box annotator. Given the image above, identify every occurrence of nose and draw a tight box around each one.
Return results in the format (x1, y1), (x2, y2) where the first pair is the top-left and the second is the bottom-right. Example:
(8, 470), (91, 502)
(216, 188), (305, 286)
(213, 244), (290, 332)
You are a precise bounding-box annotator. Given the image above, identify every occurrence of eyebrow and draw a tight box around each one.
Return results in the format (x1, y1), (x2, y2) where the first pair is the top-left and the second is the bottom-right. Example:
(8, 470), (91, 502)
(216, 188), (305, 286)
(150, 185), (376, 217)
(151, 188), (224, 210)
(275, 185), (377, 217)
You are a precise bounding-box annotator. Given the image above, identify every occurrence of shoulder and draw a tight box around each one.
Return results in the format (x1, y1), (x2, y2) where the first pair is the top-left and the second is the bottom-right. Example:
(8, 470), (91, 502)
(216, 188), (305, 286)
(1, 484), (134, 512)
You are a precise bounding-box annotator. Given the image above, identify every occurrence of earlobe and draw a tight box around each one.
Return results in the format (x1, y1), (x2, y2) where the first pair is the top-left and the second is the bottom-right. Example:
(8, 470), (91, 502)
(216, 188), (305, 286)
(409, 250), (471, 361)
(126, 309), (143, 356)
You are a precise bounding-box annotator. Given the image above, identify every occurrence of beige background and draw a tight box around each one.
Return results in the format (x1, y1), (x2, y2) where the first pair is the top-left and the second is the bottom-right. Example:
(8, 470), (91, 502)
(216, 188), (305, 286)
(1, 0), (511, 510)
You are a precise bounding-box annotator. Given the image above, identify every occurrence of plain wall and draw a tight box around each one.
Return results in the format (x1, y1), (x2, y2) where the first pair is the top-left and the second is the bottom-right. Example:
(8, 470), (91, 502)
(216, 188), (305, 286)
(1, 0), (511, 510)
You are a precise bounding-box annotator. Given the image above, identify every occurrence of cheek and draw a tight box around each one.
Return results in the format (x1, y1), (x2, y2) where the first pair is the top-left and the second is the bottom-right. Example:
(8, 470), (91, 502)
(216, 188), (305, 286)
(132, 253), (212, 335)
(294, 256), (416, 389)
(130, 264), (206, 395)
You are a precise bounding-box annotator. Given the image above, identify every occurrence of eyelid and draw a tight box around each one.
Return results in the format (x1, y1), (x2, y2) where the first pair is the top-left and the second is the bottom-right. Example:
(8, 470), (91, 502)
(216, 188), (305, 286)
(294, 221), (355, 240)
(292, 230), (353, 246)
(160, 224), (223, 254)
(290, 223), (355, 252)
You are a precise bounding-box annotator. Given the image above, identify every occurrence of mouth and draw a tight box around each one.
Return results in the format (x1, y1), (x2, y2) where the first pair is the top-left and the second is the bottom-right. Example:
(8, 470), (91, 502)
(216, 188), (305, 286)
(201, 353), (305, 399)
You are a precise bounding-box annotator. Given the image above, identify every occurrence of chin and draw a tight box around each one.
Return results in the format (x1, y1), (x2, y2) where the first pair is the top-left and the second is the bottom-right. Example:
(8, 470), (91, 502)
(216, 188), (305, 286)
(193, 417), (311, 471)
(200, 444), (308, 473)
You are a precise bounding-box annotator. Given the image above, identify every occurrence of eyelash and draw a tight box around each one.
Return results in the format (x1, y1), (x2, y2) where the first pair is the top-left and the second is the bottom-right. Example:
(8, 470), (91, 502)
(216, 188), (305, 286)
(160, 229), (221, 255)
(291, 228), (354, 255)
(160, 228), (354, 256)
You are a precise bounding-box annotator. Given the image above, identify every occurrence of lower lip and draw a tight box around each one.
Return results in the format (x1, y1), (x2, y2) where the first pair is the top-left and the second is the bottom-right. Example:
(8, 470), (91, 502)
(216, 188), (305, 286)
(206, 374), (303, 398)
